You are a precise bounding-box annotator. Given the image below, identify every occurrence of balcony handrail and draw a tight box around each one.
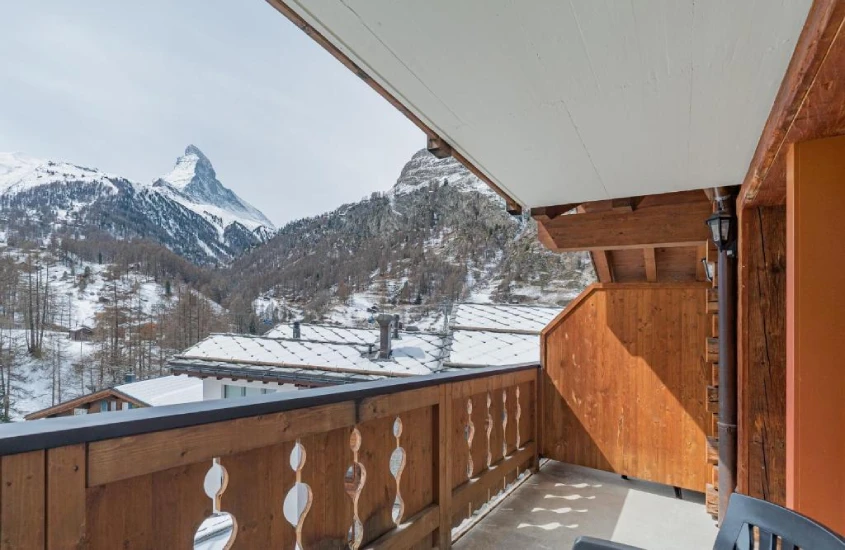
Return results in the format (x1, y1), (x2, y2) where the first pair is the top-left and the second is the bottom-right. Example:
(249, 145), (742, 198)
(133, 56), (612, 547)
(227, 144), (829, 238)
(0, 362), (539, 456)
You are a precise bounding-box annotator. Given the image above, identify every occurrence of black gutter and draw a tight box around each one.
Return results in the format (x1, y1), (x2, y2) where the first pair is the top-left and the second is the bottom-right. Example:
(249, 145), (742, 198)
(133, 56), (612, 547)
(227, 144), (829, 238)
(0, 363), (538, 456)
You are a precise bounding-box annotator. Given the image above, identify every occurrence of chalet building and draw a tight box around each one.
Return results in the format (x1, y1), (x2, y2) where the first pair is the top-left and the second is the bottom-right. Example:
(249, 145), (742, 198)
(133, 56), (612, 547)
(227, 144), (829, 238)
(3, 3), (845, 549)
(24, 375), (202, 420)
(67, 325), (94, 342)
(169, 303), (560, 398)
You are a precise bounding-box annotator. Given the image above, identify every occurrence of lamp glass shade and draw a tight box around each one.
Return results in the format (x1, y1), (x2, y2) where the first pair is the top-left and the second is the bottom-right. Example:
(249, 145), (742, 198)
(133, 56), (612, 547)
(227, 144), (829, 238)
(706, 211), (734, 251)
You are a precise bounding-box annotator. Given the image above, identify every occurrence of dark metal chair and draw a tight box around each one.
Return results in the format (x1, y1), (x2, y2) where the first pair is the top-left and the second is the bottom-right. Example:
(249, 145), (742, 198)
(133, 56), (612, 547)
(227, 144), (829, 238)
(714, 493), (845, 550)
(572, 493), (845, 550)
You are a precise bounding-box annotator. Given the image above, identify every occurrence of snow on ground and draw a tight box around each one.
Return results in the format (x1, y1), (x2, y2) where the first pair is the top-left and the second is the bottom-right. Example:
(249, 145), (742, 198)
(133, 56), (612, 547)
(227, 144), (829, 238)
(5, 329), (98, 420)
(0, 152), (121, 195)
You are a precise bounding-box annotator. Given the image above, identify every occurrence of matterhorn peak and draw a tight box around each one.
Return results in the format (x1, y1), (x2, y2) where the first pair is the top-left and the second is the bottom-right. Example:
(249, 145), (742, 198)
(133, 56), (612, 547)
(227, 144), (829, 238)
(155, 145), (274, 231)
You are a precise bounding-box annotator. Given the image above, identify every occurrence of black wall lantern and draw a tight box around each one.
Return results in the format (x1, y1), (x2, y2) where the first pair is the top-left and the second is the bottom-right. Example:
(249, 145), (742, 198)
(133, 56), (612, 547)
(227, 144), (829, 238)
(706, 209), (736, 253)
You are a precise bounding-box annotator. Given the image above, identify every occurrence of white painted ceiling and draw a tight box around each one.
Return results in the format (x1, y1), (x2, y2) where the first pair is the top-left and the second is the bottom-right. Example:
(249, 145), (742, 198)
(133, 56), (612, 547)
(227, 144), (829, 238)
(282, 0), (811, 208)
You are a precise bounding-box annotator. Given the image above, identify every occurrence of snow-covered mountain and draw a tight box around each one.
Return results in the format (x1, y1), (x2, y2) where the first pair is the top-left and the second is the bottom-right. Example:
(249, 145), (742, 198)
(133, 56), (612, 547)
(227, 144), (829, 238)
(0, 146), (275, 264)
(227, 149), (595, 327)
(153, 145), (273, 232)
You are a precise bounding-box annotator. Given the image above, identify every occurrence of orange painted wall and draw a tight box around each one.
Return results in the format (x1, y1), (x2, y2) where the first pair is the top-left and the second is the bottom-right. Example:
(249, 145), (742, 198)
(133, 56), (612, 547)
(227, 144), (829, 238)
(786, 135), (845, 532)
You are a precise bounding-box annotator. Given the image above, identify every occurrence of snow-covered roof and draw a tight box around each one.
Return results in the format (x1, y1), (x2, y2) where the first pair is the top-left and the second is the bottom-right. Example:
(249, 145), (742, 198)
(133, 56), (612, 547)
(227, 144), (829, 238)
(446, 330), (539, 367)
(115, 375), (203, 406)
(170, 358), (382, 386)
(176, 332), (446, 377)
(450, 303), (562, 334)
(169, 304), (558, 385)
(264, 324), (378, 345)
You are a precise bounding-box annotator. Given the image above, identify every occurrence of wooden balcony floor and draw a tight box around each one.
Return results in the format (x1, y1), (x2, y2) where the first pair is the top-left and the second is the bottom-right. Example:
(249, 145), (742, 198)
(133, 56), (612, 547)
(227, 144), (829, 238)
(455, 461), (718, 550)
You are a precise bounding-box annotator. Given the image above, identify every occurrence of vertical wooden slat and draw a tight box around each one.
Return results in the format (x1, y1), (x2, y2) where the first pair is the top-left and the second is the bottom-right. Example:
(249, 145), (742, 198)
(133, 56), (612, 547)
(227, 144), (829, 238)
(86, 470), (153, 549)
(541, 284), (710, 491)
(1, 450), (45, 550)
(47, 445), (86, 550)
(435, 384), (452, 549)
(152, 461), (212, 549)
(301, 428), (352, 547)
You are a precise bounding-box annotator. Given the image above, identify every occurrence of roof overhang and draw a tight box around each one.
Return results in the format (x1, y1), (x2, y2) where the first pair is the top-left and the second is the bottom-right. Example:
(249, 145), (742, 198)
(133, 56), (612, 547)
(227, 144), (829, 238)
(267, 0), (813, 212)
(24, 388), (148, 420)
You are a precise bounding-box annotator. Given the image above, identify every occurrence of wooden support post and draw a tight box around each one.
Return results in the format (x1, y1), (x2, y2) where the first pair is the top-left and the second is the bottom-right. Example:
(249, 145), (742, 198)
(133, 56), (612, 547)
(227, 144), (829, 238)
(644, 247), (657, 282)
(533, 367), (541, 473)
(435, 384), (453, 549)
(591, 250), (614, 282)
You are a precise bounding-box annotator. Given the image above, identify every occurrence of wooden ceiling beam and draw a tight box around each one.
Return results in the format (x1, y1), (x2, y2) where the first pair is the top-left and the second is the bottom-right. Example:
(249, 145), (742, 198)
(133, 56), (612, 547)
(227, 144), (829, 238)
(591, 250), (614, 282)
(535, 198), (712, 252)
(644, 247), (658, 282)
(740, 0), (845, 208)
(531, 204), (579, 220)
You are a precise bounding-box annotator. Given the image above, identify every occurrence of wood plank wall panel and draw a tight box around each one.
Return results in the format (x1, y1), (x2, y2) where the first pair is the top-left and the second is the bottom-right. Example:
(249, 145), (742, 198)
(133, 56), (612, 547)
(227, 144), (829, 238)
(223, 442), (295, 548)
(397, 406), (435, 524)
(542, 284), (710, 491)
(300, 428), (352, 547)
(86, 459), (208, 549)
(47, 445), (86, 550)
(738, 206), (787, 505)
(0, 451), (45, 550)
(358, 414), (397, 546)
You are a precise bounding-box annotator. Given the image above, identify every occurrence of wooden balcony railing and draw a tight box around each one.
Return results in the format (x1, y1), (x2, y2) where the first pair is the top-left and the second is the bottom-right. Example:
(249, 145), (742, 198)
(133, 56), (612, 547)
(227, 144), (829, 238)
(0, 363), (539, 549)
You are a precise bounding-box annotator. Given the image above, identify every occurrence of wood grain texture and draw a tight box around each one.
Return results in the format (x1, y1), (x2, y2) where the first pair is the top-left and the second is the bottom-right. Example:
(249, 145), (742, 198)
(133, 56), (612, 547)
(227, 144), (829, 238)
(85, 459), (209, 550)
(301, 428), (353, 547)
(367, 504), (438, 550)
(222, 442), (295, 548)
(47, 445), (86, 550)
(737, 206), (787, 504)
(740, 1), (845, 208)
(435, 384), (453, 549)
(88, 401), (356, 486)
(541, 284), (710, 491)
(1, 451), (45, 550)
(537, 199), (712, 252)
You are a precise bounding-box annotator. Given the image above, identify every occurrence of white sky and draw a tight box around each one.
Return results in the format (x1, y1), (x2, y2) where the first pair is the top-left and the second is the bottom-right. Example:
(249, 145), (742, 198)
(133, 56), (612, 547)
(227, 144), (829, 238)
(0, 0), (424, 226)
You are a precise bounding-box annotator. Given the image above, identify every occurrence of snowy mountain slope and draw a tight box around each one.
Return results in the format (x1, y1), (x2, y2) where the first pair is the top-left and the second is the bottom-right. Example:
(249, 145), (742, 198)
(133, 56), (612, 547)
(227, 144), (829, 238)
(389, 149), (496, 197)
(0, 152), (121, 195)
(229, 149), (595, 328)
(0, 147), (275, 264)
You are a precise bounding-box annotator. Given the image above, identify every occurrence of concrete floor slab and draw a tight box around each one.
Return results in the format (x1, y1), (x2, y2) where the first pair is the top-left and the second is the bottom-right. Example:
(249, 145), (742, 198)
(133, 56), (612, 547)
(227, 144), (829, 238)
(454, 461), (718, 550)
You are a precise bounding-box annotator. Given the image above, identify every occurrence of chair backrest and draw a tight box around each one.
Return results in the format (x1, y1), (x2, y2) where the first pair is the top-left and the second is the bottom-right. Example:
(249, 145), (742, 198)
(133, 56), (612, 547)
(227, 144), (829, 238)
(715, 493), (845, 550)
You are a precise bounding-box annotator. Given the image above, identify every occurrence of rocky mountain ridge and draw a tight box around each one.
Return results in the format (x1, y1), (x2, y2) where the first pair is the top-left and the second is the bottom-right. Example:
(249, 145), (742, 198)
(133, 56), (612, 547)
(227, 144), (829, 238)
(0, 146), (274, 264)
(226, 149), (595, 326)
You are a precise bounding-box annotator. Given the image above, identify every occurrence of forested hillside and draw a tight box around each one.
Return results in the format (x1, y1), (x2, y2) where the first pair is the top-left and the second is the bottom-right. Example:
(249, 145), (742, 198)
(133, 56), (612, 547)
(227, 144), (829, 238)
(222, 150), (594, 327)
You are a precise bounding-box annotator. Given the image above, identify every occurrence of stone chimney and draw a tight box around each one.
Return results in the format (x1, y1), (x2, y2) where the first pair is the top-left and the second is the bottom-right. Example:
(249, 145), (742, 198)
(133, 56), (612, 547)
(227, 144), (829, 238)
(375, 314), (394, 359)
(293, 321), (301, 339)
(392, 314), (400, 339)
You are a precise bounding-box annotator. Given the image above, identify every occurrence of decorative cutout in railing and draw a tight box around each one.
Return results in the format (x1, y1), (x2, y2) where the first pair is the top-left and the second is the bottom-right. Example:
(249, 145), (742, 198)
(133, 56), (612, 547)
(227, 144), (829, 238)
(345, 427), (367, 549)
(283, 440), (312, 550)
(465, 398), (476, 480)
(390, 417), (407, 525)
(486, 391), (494, 468)
(194, 457), (237, 550)
(515, 386), (522, 449)
(502, 389), (509, 457)
(0, 364), (538, 550)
